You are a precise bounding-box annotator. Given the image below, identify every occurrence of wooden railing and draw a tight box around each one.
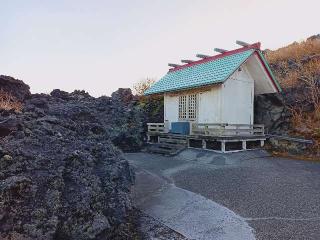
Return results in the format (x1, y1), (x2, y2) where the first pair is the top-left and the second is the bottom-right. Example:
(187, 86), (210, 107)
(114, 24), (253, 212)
(147, 123), (166, 134)
(147, 122), (265, 136)
(191, 123), (264, 136)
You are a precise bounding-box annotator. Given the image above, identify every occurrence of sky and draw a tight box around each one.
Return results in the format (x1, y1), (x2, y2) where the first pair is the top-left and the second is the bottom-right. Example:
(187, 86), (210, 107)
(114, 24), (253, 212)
(1, 0), (319, 96)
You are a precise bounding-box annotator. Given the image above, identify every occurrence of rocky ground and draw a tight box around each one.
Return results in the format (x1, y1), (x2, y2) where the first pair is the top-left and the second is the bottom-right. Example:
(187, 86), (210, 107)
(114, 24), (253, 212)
(0, 90), (135, 239)
(0, 77), (167, 239)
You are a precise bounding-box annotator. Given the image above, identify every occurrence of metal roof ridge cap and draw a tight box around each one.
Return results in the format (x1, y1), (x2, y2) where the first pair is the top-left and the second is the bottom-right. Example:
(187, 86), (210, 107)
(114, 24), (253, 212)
(168, 42), (260, 73)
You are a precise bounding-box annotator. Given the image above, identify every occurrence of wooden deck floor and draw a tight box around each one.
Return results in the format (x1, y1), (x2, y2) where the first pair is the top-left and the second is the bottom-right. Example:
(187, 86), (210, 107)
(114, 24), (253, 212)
(147, 132), (266, 153)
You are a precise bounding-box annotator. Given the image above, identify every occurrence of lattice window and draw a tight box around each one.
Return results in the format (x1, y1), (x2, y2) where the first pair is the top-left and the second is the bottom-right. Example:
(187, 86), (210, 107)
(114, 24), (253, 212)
(188, 94), (197, 120)
(179, 94), (197, 120)
(179, 95), (187, 119)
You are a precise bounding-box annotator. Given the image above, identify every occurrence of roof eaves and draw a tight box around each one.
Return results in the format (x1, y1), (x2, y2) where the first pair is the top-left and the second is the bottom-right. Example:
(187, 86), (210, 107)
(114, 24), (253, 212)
(144, 80), (225, 95)
(256, 51), (282, 92)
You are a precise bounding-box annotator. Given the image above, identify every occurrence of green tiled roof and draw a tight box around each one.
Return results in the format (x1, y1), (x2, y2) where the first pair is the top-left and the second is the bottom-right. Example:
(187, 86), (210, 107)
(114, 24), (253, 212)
(145, 49), (255, 95)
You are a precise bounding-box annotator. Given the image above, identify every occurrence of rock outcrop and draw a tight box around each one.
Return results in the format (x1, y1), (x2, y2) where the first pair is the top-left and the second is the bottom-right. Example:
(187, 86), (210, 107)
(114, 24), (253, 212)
(106, 88), (144, 151)
(254, 89), (315, 132)
(0, 89), (137, 239)
(0, 75), (31, 101)
(254, 89), (317, 154)
(254, 93), (290, 134)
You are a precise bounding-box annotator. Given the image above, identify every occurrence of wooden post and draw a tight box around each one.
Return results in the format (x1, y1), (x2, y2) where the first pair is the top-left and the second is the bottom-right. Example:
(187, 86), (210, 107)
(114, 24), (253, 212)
(222, 125), (226, 136)
(147, 134), (150, 143)
(221, 141), (226, 153)
(202, 139), (207, 149)
(164, 120), (169, 133)
(189, 122), (193, 135)
(242, 141), (247, 150)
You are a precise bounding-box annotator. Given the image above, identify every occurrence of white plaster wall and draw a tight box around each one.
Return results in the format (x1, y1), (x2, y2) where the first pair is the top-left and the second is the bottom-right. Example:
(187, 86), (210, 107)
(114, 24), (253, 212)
(221, 65), (254, 124)
(198, 85), (222, 123)
(246, 54), (278, 95)
(163, 64), (254, 127)
(164, 85), (222, 128)
(164, 94), (179, 129)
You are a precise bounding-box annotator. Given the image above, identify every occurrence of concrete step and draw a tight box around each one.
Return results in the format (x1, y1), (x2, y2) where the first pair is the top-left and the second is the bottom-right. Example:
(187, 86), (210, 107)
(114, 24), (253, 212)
(147, 133), (187, 155)
(160, 134), (187, 140)
(148, 147), (174, 155)
(157, 143), (185, 149)
(147, 143), (186, 156)
(159, 138), (187, 145)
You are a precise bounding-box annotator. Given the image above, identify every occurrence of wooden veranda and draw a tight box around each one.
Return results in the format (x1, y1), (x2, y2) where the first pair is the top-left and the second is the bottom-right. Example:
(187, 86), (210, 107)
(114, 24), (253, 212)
(147, 122), (266, 153)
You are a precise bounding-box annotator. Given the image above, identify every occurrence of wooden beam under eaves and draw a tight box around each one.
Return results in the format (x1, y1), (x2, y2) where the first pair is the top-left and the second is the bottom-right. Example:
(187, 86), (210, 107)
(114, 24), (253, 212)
(196, 54), (210, 59)
(236, 40), (250, 47)
(168, 63), (181, 68)
(214, 48), (228, 53)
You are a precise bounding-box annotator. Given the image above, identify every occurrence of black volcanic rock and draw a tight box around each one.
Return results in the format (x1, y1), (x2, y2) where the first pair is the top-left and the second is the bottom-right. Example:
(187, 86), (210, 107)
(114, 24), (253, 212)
(254, 93), (290, 134)
(0, 89), (136, 240)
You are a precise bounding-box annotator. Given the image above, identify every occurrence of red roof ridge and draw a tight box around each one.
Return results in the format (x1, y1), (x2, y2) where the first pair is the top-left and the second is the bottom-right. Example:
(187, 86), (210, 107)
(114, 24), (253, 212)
(169, 42), (261, 73)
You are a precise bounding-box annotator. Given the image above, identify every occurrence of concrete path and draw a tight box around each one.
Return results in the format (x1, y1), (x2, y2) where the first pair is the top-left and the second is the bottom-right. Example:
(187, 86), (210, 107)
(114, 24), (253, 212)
(126, 149), (320, 240)
(132, 165), (255, 240)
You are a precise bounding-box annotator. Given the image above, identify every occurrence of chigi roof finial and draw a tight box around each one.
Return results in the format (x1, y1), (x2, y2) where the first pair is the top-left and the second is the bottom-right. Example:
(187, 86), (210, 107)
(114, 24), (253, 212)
(214, 48), (228, 53)
(168, 63), (181, 68)
(236, 40), (251, 47)
(196, 54), (210, 59)
(181, 59), (194, 64)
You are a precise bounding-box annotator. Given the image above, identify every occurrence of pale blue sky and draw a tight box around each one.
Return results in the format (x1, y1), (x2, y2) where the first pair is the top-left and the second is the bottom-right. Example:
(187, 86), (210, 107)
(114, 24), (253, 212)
(1, 0), (319, 96)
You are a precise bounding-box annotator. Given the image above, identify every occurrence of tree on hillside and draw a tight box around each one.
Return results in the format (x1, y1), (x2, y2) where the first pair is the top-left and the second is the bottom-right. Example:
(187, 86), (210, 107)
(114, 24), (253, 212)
(0, 89), (22, 111)
(132, 78), (164, 125)
(132, 78), (156, 96)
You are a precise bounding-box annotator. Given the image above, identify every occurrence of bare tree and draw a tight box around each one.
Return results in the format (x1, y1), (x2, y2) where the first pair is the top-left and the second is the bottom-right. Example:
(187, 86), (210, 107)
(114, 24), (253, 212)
(132, 78), (156, 96)
(0, 89), (22, 111)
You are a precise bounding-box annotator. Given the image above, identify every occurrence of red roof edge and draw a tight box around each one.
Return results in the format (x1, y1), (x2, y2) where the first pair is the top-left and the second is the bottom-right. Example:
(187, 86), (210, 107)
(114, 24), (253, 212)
(254, 52), (281, 92)
(169, 42), (261, 73)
